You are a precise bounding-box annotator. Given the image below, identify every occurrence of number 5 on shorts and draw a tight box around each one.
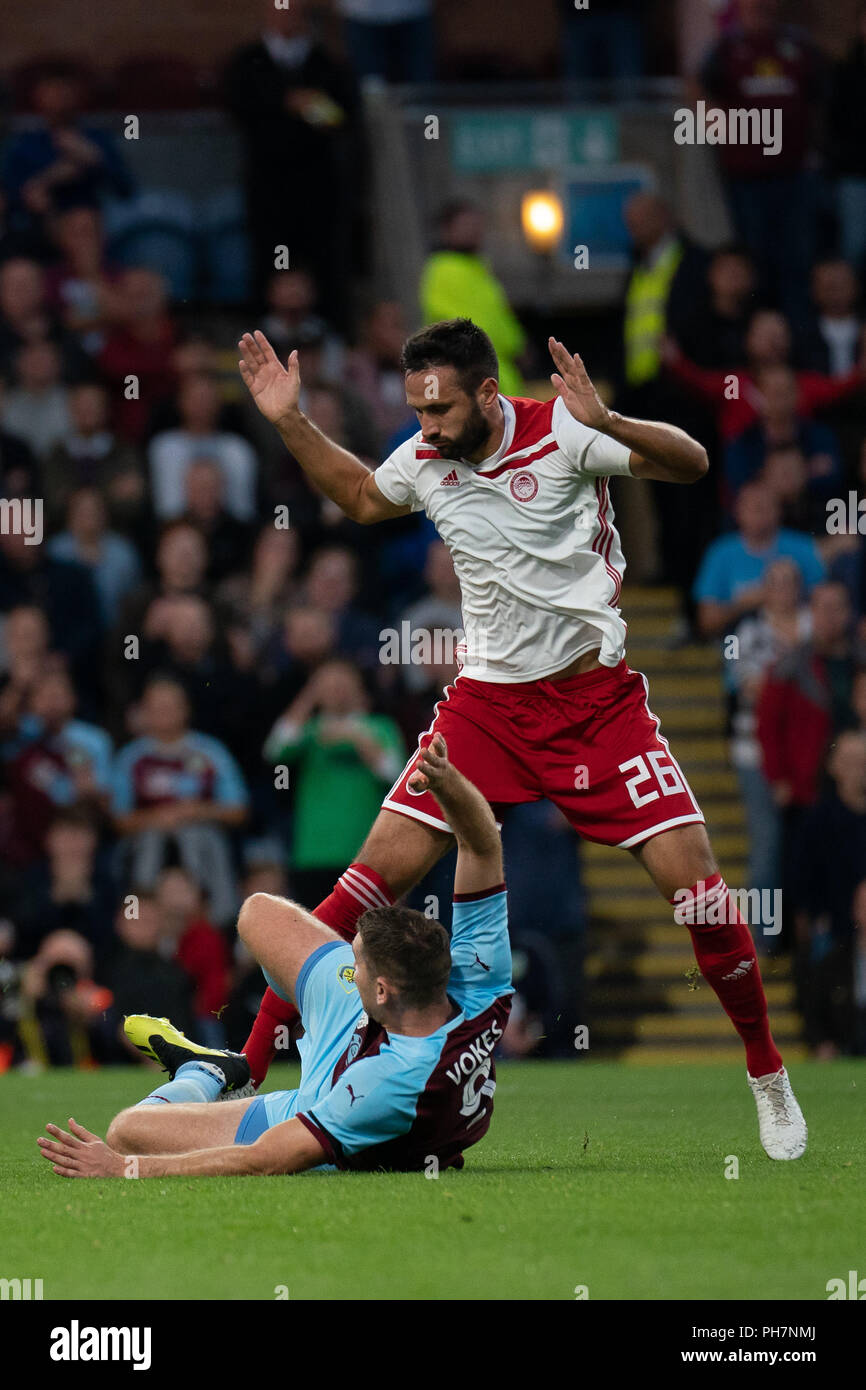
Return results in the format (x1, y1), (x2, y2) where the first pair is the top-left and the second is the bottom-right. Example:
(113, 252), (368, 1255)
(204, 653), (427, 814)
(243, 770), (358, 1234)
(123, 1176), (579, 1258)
(618, 751), (685, 808)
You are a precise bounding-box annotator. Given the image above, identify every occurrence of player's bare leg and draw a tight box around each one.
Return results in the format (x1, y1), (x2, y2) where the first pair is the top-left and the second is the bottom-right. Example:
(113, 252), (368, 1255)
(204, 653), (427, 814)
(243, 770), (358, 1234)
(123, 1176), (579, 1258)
(630, 822), (717, 898)
(355, 808), (453, 894)
(106, 1097), (257, 1155)
(633, 822), (806, 1159)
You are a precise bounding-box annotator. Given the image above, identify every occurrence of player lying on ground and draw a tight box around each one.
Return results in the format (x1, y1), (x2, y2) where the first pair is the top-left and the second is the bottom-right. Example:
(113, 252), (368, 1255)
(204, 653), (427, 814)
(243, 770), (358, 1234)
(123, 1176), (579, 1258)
(236, 316), (807, 1161)
(37, 736), (513, 1179)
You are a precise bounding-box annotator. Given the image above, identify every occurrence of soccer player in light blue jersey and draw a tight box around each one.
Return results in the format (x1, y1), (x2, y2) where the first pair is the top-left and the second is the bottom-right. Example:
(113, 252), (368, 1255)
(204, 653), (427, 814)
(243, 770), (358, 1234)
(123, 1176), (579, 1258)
(38, 734), (514, 1179)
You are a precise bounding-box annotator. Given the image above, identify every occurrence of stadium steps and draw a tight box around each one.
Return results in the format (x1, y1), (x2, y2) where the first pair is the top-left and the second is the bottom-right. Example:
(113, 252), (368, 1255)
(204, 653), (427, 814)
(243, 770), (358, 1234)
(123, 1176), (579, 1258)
(582, 585), (803, 1062)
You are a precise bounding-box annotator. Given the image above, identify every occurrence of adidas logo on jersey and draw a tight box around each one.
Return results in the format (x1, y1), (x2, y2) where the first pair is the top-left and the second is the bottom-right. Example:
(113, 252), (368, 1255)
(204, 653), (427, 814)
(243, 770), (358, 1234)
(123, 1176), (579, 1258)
(722, 959), (755, 981)
(440, 470), (460, 487)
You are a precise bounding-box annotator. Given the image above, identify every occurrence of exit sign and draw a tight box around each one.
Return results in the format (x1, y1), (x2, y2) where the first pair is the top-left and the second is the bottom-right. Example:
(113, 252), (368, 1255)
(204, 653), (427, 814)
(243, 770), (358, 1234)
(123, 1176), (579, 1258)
(451, 110), (619, 173)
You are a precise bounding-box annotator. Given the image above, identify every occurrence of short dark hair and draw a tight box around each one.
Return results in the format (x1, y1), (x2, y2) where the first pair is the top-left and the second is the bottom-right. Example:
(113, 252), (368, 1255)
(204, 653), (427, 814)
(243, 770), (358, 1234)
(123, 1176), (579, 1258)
(400, 318), (499, 394)
(357, 906), (451, 1010)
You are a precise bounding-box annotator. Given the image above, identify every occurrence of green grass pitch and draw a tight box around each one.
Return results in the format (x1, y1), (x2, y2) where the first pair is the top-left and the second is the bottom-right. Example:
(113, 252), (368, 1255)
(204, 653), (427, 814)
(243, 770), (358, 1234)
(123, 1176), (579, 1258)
(1, 1059), (862, 1301)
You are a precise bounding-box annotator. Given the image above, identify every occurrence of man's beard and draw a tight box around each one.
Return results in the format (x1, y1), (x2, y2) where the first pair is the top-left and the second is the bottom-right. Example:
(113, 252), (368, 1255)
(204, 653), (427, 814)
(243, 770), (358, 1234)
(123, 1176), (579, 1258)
(435, 401), (493, 461)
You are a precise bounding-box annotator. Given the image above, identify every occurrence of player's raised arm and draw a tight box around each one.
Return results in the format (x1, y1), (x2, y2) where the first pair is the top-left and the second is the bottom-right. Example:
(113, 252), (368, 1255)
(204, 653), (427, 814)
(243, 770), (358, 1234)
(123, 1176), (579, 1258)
(548, 336), (709, 484)
(238, 330), (408, 525)
(407, 734), (502, 895)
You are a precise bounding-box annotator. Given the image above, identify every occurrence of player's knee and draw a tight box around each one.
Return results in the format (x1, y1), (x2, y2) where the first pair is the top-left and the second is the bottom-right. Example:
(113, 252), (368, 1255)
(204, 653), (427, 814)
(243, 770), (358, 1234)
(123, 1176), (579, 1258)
(106, 1108), (140, 1153)
(237, 891), (275, 948)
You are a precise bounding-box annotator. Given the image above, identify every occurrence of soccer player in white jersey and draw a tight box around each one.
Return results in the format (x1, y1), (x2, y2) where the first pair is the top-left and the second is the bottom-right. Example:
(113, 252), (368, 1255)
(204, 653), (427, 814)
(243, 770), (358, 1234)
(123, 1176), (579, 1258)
(237, 318), (806, 1161)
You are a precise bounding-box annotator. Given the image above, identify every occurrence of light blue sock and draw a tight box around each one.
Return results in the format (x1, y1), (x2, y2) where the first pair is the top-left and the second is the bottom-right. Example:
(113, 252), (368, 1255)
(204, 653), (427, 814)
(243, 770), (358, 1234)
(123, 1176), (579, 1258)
(136, 1061), (226, 1107)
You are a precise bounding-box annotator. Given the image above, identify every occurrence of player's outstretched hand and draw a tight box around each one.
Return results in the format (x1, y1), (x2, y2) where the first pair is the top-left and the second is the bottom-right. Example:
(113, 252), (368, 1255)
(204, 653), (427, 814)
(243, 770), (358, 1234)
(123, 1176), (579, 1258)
(37, 1118), (124, 1179)
(407, 732), (452, 794)
(549, 337), (611, 432)
(238, 330), (300, 426)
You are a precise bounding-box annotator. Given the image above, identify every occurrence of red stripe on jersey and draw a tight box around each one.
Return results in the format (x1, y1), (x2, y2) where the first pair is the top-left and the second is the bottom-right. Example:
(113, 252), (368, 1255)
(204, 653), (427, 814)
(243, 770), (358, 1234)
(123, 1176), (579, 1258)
(416, 448), (442, 460)
(593, 478), (622, 605)
(476, 438), (558, 480)
(507, 396), (557, 453)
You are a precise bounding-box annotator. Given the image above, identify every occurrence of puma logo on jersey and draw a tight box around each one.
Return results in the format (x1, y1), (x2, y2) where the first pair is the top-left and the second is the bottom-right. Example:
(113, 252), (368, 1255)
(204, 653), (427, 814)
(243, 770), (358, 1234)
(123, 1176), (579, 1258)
(722, 959), (755, 981)
(440, 470), (460, 487)
(473, 952), (490, 972)
(346, 1084), (364, 1107)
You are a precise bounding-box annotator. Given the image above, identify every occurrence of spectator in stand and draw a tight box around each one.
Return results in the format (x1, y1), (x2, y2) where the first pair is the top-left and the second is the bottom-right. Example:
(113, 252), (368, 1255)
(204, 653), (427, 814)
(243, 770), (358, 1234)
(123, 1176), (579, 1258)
(13, 809), (115, 965)
(345, 299), (415, 450)
(801, 260), (865, 377)
(2, 341), (70, 459)
(420, 201), (527, 396)
(17, 928), (114, 1067)
(117, 521), (210, 641)
(0, 605), (56, 723)
(1, 667), (112, 865)
(694, 481), (825, 640)
(337, 0), (435, 83)
(302, 544), (381, 669)
(0, 65), (133, 233)
(41, 380), (146, 533)
(0, 389), (38, 498)
(216, 524), (300, 658)
(155, 867), (231, 1048)
(792, 737), (866, 1054)
(725, 364), (842, 505)
(756, 582), (857, 953)
(133, 594), (267, 776)
(260, 268), (345, 381)
(673, 245), (758, 370)
(729, 558), (809, 912)
(558, 0), (646, 84)
(667, 308), (866, 445)
(697, 0), (826, 331)
(621, 191), (707, 394)
(0, 529), (103, 697)
(48, 487), (142, 625)
(758, 445), (818, 534)
(99, 268), (177, 442)
(263, 658), (404, 906)
(43, 205), (123, 356)
(267, 605), (337, 708)
(224, 0), (361, 318)
(149, 372), (258, 523)
(0, 256), (87, 380)
(181, 457), (253, 583)
(112, 676), (248, 925)
(828, 4), (866, 274)
(108, 894), (194, 1059)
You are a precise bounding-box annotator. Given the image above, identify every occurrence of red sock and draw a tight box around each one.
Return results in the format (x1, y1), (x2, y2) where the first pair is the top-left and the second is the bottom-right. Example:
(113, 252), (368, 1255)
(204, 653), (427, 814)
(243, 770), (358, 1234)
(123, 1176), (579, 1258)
(673, 873), (783, 1078)
(242, 863), (395, 1086)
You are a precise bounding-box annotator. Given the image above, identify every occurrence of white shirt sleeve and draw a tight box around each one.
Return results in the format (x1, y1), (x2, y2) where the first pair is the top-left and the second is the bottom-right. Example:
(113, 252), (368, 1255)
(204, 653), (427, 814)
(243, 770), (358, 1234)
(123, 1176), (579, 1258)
(552, 396), (633, 477)
(373, 435), (425, 512)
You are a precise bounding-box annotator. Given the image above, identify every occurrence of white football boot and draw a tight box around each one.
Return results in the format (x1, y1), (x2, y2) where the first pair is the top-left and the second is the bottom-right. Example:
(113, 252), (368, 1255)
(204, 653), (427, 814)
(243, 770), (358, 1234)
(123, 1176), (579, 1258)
(747, 1067), (808, 1160)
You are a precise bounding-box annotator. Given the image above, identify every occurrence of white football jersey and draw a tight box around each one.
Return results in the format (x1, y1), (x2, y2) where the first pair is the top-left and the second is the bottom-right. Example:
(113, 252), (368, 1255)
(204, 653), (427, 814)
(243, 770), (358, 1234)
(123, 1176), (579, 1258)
(374, 395), (631, 682)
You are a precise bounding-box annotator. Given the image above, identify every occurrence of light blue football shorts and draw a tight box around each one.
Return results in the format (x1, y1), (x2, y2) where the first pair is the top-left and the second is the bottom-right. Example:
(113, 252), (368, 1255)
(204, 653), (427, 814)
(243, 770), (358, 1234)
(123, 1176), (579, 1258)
(234, 940), (363, 1148)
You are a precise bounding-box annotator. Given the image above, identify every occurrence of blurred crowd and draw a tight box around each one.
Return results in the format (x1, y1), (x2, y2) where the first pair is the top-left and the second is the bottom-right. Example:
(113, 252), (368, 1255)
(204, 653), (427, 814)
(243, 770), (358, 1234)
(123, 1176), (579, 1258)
(1, 0), (865, 1070)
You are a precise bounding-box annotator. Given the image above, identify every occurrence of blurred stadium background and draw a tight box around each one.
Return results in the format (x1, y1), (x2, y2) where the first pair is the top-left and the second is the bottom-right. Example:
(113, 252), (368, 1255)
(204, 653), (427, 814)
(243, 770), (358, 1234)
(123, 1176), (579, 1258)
(1, 0), (865, 1079)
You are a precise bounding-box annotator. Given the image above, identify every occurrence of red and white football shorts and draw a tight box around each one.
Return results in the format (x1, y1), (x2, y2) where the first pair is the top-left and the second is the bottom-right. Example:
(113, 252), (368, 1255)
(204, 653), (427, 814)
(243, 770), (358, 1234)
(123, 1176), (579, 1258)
(383, 660), (705, 849)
